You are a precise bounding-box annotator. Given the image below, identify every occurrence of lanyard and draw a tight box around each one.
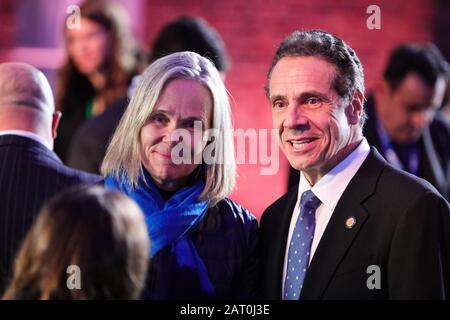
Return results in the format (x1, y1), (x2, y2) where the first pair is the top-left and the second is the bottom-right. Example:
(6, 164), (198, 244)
(375, 119), (420, 175)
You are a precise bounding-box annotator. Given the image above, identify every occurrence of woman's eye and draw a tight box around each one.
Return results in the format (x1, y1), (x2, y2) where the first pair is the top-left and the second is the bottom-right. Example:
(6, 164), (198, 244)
(183, 120), (198, 129)
(150, 114), (168, 123)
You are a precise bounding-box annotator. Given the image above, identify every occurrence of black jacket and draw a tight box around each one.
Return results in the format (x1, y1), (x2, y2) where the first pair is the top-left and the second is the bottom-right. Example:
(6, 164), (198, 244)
(67, 96), (128, 174)
(262, 148), (450, 299)
(141, 198), (260, 300)
(0, 135), (101, 292)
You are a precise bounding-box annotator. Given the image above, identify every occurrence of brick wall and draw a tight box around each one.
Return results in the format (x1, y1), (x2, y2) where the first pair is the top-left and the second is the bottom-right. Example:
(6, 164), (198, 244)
(0, 0), (17, 53)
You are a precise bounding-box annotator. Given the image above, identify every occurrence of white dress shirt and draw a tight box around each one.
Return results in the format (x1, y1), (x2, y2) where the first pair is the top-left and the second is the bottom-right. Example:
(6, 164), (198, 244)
(0, 130), (52, 151)
(282, 138), (371, 292)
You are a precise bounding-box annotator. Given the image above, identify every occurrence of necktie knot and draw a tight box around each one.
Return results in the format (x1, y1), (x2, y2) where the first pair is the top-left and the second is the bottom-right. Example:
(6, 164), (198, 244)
(300, 190), (321, 214)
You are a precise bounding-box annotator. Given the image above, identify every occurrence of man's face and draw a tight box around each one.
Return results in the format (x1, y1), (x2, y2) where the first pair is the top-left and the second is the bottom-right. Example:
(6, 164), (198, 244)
(269, 56), (362, 182)
(376, 73), (446, 144)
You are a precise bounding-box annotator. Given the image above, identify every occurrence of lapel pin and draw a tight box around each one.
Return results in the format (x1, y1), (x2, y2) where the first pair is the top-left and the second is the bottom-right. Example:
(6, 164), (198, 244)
(345, 216), (357, 229)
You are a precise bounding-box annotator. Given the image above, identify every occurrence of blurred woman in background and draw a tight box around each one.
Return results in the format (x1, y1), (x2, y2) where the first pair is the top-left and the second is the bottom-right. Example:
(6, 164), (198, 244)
(2, 186), (149, 300)
(55, 0), (140, 162)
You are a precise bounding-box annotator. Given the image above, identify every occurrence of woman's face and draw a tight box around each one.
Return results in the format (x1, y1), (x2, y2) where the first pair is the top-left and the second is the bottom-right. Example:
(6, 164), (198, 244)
(66, 17), (110, 76)
(140, 79), (213, 191)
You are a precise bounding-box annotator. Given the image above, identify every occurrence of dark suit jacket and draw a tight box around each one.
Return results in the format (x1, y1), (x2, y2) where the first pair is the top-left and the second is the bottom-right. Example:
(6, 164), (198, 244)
(0, 134), (101, 292)
(67, 96), (128, 174)
(261, 148), (450, 299)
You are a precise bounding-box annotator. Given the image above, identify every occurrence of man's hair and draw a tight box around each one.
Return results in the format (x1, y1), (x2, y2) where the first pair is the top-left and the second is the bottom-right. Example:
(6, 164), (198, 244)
(383, 43), (449, 91)
(265, 29), (366, 126)
(265, 30), (365, 99)
(150, 16), (230, 72)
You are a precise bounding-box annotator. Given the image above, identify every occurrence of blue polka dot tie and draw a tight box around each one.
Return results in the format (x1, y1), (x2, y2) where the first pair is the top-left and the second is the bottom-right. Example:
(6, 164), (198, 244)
(284, 190), (321, 300)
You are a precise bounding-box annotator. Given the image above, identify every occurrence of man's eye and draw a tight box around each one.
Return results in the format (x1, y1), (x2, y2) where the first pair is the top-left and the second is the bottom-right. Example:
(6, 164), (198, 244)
(272, 101), (285, 109)
(306, 97), (320, 105)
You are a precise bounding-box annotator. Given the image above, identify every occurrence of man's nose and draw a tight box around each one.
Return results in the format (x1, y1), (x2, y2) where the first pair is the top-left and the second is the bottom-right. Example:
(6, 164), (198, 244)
(284, 105), (308, 131)
(411, 111), (429, 130)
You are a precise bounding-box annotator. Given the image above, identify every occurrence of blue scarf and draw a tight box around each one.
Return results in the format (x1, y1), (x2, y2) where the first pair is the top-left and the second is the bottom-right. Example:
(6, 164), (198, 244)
(105, 169), (214, 295)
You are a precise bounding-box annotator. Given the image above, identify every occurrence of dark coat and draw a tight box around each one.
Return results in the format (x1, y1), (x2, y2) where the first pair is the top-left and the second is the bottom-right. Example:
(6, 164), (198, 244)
(67, 96), (127, 174)
(261, 148), (450, 299)
(0, 135), (101, 292)
(141, 198), (260, 300)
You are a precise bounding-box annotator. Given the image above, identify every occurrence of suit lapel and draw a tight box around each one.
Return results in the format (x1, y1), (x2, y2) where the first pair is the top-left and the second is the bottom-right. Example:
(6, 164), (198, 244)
(420, 128), (447, 196)
(300, 148), (386, 299)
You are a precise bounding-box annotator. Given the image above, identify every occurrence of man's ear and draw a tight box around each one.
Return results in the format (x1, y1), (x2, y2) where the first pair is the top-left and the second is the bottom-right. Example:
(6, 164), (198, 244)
(346, 90), (364, 125)
(51, 111), (62, 139)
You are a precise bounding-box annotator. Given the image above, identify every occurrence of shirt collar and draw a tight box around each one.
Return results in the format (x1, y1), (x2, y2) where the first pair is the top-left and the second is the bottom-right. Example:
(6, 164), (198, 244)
(298, 138), (371, 209)
(0, 130), (53, 151)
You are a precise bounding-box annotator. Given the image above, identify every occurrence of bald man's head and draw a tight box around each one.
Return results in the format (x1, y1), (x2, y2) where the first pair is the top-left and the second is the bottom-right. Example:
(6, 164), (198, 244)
(0, 62), (54, 112)
(0, 63), (61, 149)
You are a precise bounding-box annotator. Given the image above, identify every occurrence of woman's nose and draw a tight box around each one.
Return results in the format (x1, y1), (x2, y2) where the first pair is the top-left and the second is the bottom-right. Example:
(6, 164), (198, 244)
(162, 123), (181, 144)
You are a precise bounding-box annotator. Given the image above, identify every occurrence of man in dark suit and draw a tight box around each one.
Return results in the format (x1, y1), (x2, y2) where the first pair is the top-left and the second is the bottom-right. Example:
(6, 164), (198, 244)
(261, 30), (450, 299)
(364, 44), (450, 201)
(0, 63), (101, 292)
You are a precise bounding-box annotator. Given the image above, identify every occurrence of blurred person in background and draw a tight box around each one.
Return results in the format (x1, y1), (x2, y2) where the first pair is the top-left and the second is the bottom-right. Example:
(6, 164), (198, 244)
(55, 0), (141, 162)
(3, 186), (149, 299)
(0, 62), (100, 294)
(365, 43), (450, 201)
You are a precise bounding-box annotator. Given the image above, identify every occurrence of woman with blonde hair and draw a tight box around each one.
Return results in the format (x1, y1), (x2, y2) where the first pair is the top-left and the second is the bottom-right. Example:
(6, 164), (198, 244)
(3, 186), (149, 300)
(102, 51), (259, 299)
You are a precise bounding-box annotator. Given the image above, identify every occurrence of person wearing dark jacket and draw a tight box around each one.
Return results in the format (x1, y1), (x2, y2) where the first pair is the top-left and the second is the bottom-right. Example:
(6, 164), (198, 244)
(102, 52), (259, 299)
(363, 43), (450, 201)
(261, 30), (450, 300)
(0, 63), (101, 294)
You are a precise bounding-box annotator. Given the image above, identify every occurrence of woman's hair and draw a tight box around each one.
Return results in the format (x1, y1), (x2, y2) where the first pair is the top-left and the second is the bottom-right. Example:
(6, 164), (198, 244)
(101, 51), (236, 206)
(2, 186), (149, 300)
(56, 0), (139, 112)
